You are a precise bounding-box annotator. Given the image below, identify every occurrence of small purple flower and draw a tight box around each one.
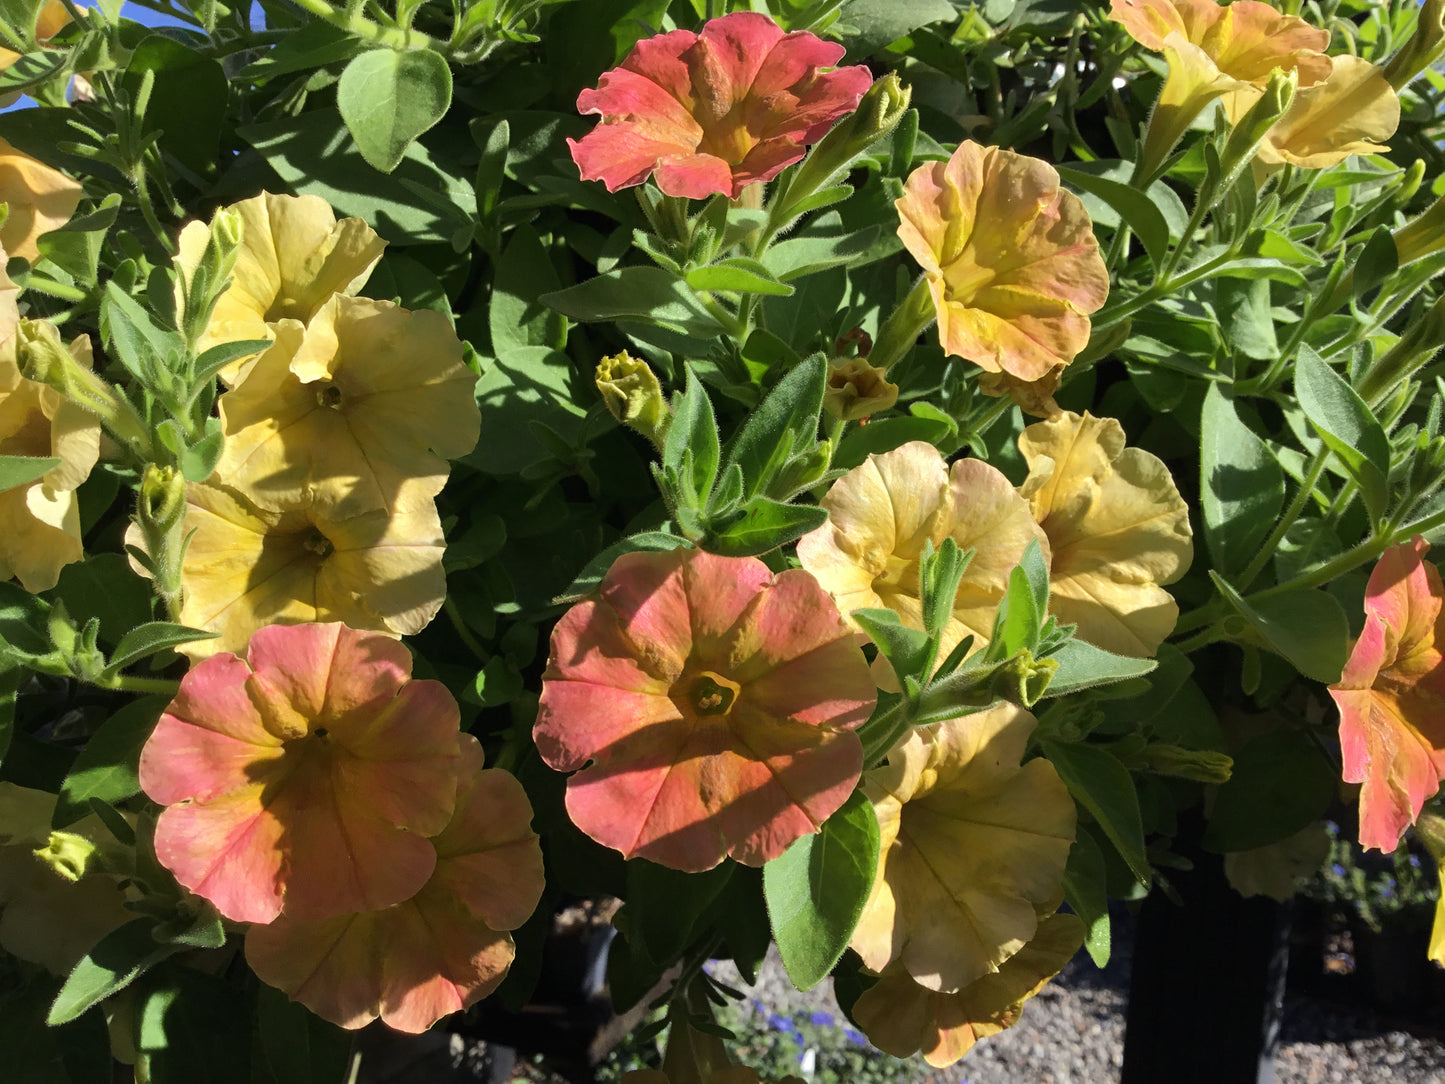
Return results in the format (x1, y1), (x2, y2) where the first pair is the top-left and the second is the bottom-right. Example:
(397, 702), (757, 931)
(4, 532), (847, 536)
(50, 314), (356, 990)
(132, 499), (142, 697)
(844, 1028), (867, 1046)
(1332, 863), (1347, 877)
(767, 1013), (791, 1031)
(1410, 854), (1423, 868)
(809, 1010), (834, 1027)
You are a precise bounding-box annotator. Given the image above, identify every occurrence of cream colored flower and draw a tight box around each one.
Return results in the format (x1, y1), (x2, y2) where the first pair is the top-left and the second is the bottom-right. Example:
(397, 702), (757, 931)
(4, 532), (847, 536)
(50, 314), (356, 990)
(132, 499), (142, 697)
(1018, 411), (1192, 657)
(823, 357), (899, 421)
(1224, 55), (1399, 170)
(0, 323), (101, 591)
(797, 441), (1048, 666)
(175, 192), (386, 384)
(0, 135), (83, 263)
(848, 703), (1076, 993)
(139, 479), (446, 659)
(215, 298), (479, 517)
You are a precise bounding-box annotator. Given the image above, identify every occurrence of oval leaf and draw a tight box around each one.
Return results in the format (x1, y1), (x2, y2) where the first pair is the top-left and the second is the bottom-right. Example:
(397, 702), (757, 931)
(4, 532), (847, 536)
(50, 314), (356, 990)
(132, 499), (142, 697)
(337, 48), (453, 173)
(1200, 385), (1285, 575)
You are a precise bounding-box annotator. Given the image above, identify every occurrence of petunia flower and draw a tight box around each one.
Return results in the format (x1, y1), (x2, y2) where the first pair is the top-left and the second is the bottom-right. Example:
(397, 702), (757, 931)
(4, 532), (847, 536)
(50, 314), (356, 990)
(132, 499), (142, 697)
(851, 912), (1085, 1066)
(1018, 410), (1192, 657)
(0, 135), (83, 263)
(1109, 0), (1332, 176)
(0, 322), (101, 591)
(244, 734), (544, 1032)
(139, 622), (463, 925)
(823, 358), (898, 422)
(1328, 538), (1445, 852)
(215, 298), (479, 517)
(134, 478), (446, 660)
(568, 11), (873, 200)
(534, 546), (876, 873)
(848, 703), (1076, 993)
(796, 441), (1049, 669)
(174, 192), (386, 384)
(1223, 55), (1399, 170)
(895, 142), (1109, 382)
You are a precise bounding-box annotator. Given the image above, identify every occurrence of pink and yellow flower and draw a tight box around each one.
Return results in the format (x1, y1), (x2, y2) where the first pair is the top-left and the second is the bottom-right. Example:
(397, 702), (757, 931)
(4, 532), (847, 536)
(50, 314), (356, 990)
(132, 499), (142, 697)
(896, 142), (1108, 382)
(245, 735), (544, 1032)
(139, 622), (463, 924)
(0, 135), (84, 263)
(1329, 538), (1445, 852)
(568, 12), (873, 200)
(534, 546), (876, 872)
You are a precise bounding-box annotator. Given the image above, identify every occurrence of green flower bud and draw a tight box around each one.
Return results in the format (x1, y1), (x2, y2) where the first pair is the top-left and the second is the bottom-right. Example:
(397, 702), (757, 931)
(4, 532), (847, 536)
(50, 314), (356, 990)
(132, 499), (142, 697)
(139, 463), (187, 536)
(180, 206), (245, 351)
(1383, 0), (1445, 91)
(782, 73), (913, 216)
(16, 320), (154, 456)
(1359, 294), (1445, 404)
(1396, 160), (1426, 209)
(1141, 743), (1234, 784)
(596, 351), (670, 449)
(1217, 69), (1297, 189)
(35, 831), (98, 883)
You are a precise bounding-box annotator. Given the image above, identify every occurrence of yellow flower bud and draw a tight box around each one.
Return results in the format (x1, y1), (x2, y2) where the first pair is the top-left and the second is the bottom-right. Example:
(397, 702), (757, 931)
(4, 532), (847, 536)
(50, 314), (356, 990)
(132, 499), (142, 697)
(823, 357), (898, 421)
(34, 830), (98, 883)
(596, 351), (670, 448)
(1141, 743), (1234, 784)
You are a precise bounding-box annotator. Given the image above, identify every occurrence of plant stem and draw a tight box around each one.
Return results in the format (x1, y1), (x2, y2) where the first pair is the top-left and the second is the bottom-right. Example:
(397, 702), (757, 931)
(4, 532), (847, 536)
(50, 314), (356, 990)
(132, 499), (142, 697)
(1234, 447), (1331, 591)
(444, 596), (489, 662)
(287, 0), (443, 52)
(98, 673), (182, 696)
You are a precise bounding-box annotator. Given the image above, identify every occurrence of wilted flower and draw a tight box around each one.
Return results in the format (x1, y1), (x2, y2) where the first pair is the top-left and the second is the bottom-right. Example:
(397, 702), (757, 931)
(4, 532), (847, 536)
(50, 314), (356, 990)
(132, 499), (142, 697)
(796, 441), (1049, 667)
(1018, 411), (1192, 657)
(1329, 538), (1445, 852)
(823, 358), (898, 421)
(568, 12), (873, 199)
(215, 298), (479, 517)
(852, 912), (1085, 1066)
(849, 703), (1076, 992)
(1224, 55), (1399, 169)
(0, 135), (84, 263)
(0, 784), (132, 975)
(139, 479), (446, 659)
(244, 734), (543, 1032)
(534, 546), (876, 872)
(977, 365), (1065, 418)
(896, 142), (1108, 382)
(139, 623), (463, 925)
(1109, 0), (1331, 175)
(1223, 823), (1330, 902)
(0, 323), (101, 591)
(174, 192), (386, 384)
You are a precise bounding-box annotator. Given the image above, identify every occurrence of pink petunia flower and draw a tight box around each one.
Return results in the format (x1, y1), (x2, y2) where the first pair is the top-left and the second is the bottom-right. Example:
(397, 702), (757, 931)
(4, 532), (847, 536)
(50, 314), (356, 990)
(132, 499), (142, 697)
(1330, 537), (1445, 852)
(534, 547), (877, 872)
(567, 12), (873, 199)
(139, 622), (462, 924)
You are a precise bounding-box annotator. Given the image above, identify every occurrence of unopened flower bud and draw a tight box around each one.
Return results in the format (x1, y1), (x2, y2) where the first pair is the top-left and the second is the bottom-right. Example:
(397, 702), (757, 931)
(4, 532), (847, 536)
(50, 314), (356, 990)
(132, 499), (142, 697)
(596, 351), (670, 449)
(1392, 190), (1445, 268)
(35, 831), (98, 883)
(16, 320), (153, 455)
(1383, 0), (1445, 90)
(784, 73), (913, 215)
(1142, 743), (1234, 783)
(824, 357), (898, 421)
(1396, 160), (1426, 209)
(996, 650), (1058, 708)
(1218, 70), (1297, 187)
(1359, 294), (1445, 404)
(139, 463), (186, 536)
(1416, 810), (1445, 859)
(180, 206), (244, 350)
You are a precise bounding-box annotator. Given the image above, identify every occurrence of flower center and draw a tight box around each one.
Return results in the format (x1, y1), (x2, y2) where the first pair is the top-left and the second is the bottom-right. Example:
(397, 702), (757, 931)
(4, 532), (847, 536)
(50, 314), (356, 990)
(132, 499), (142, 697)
(303, 529), (334, 558)
(687, 672), (740, 717)
(316, 382), (344, 409)
(266, 293), (311, 322)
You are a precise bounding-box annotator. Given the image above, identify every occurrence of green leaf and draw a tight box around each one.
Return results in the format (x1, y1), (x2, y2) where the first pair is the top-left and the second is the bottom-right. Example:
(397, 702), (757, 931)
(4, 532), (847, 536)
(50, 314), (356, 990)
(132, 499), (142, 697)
(122, 36), (229, 175)
(179, 421), (224, 483)
(1214, 276), (1277, 361)
(1352, 225), (1399, 300)
(490, 224), (566, 355)
(336, 48), (452, 173)
(48, 919), (176, 1026)
(0, 454), (60, 491)
(1062, 825), (1111, 968)
(191, 340), (271, 386)
(54, 697), (167, 828)
(836, 0), (957, 55)
(990, 563), (1042, 659)
(1202, 729), (1336, 852)
(1057, 165), (1170, 270)
(1211, 574), (1349, 683)
(764, 790), (880, 992)
(0, 580), (51, 657)
(136, 965), (250, 1084)
(686, 257), (794, 297)
(554, 532), (690, 604)
(664, 367), (721, 509)
(705, 498), (828, 557)
(1040, 637), (1157, 697)
(105, 622), (215, 675)
(724, 355), (826, 501)
(760, 227), (882, 281)
(1040, 739), (1151, 886)
(50, 554), (155, 650)
(624, 860), (734, 968)
(1294, 346), (1391, 525)
(1200, 384), (1285, 575)
(102, 281), (184, 386)
(257, 984), (352, 1084)
(237, 19), (363, 80)
(853, 608), (933, 687)
(834, 415), (952, 471)
(465, 346), (591, 476)
(541, 267), (721, 337)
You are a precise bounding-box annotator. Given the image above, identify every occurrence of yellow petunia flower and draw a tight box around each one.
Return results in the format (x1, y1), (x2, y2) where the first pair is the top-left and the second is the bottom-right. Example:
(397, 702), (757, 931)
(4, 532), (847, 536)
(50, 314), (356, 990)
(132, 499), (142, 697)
(851, 911), (1085, 1067)
(895, 141), (1108, 383)
(214, 297), (479, 517)
(1224, 55), (1399, 170)
(796, 440), (1049, 668)
(848, 702), (1076, 993)
(144, 479), (446, 660)
(1018, 410), (1192, 658)
(175, 192), (386, 384)
(0, 322), (101, 592)
(0, 135), (84, 263)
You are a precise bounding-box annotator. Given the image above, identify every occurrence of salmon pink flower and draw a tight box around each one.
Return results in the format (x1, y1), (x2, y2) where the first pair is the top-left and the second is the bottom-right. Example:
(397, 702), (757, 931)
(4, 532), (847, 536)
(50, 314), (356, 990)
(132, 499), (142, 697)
(534, 546), (876, 872)
(1329, 538), (1445, 852)
(245, 735), (544, 1032)
(568, 12), (873, 200)
(139, 622), (463, 924)
(896, 142), (1109, 382)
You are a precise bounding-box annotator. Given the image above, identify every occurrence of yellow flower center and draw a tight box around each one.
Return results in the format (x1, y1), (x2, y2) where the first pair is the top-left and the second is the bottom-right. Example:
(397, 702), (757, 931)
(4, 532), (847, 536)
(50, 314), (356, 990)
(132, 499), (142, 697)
(303, 529), (334, 559)
(684, 671), (740, 717)
(316, 383), (344, 409)
(266, 293), (312, 322)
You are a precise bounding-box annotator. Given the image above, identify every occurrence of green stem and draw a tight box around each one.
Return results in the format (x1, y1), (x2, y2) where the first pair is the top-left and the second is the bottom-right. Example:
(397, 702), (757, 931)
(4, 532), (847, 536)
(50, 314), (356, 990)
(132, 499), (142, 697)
(21, 276), (88, 302)
(871, 277), (935, 373)
(1235, 447), (1331, 591)
(1092, 248), (1239, 330)
(444, 597), (489, 662)
(698, 294), (746, 341)
(97, 673), (182, 696)
(1158, 191), (1213, 282)
(287, 0), (443, 52)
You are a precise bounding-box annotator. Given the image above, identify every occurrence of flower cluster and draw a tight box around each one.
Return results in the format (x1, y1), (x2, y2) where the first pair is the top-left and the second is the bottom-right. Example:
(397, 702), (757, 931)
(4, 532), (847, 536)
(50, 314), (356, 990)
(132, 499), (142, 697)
(149, 192), (479, 658)
(140, 622), (545, 1032)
